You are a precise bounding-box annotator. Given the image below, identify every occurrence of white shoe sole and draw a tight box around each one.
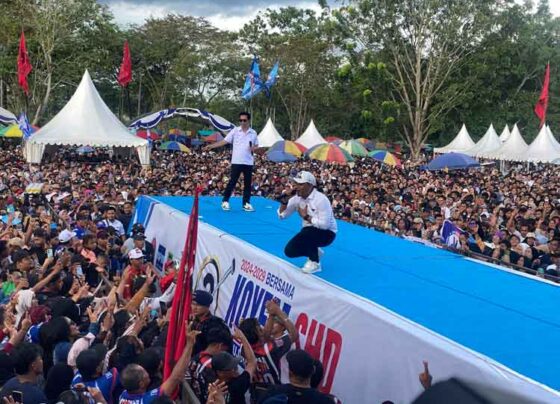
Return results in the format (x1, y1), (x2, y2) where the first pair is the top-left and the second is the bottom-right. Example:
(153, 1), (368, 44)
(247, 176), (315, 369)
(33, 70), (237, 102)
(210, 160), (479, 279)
(221, 204), (230, 211)
(303, 267), (322, 274)
(243, 207), (255, 212)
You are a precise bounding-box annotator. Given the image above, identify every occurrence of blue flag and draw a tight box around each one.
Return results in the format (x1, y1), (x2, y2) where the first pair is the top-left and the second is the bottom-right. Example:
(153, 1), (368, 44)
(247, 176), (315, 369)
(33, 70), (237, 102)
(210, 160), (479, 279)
(263, 61), (280, 97)
(441, 220), (464, 249)
(18, 112), (32, 140)
(241, 56), (264, 100)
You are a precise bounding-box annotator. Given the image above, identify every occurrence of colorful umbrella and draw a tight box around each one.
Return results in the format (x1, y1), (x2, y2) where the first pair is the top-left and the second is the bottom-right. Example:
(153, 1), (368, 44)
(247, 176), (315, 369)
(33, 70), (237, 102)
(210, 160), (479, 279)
(325, 136), (342, 144)
(0, 124), (23, 138)
(269, 140), (306, 157)
(267, 150), (298, 163)
(159, 141), (190, 152)
(369, 150), (401, 167)
(339, 139), (369, 157)
(136, 129), (161, 140)
(168, 128), (185, 136)
(203, 132), (224, 143)
(307, 143), (354, 164)
(357, 137), (376, 150)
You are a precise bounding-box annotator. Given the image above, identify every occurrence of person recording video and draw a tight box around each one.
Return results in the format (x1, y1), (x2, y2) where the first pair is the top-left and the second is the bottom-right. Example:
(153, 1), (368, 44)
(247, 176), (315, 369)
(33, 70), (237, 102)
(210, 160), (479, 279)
(278, 171), (337, 274)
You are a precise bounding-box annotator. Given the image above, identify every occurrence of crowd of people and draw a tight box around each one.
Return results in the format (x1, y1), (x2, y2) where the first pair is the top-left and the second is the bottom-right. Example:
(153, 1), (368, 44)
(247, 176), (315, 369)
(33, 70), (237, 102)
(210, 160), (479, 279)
(0, 139), (558, 403)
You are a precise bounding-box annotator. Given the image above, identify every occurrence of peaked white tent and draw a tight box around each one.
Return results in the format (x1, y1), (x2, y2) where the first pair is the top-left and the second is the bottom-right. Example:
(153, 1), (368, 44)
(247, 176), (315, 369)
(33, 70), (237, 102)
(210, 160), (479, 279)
(522, 125), (560, 163)
(257, 118), (284, 147)
(434, 124), (475, 153)
(499, 125), (511, 143)
(464, 124), (501, 157)
(295, 120), (327, 149)
(25, 70), (150, 166)
(480, 123), (528, 161)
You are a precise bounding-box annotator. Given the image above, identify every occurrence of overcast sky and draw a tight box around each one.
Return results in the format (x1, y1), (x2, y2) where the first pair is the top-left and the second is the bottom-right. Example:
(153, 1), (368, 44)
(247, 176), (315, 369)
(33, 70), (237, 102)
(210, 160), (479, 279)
(98, 0), (331, 31)
(99, 0), (560, 31)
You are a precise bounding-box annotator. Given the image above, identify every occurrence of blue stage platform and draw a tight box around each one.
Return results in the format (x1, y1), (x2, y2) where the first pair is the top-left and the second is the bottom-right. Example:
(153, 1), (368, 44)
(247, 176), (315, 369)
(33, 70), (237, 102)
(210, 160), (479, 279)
(138, 195), (560, 390)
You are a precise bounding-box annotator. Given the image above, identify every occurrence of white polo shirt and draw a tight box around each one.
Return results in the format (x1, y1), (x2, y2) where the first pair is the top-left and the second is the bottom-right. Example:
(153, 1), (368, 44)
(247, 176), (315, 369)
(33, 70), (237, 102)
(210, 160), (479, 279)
(278, 189), (338, 233)
(224, 126), (258, 165)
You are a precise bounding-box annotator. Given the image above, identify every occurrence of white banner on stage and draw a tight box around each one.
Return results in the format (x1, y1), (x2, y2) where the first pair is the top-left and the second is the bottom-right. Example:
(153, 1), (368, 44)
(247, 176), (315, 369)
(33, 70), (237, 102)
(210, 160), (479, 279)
(144, 201), (560, 403)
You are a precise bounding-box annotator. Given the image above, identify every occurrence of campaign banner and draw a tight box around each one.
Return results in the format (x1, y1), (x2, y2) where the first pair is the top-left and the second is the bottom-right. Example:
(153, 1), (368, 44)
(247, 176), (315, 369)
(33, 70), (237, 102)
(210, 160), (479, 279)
(143, 200), (560, 403)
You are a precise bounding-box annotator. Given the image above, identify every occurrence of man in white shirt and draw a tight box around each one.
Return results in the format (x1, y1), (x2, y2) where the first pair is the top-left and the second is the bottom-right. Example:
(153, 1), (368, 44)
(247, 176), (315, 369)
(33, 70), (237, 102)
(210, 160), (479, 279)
(278, 171), (337, 274)
(97, 206), (125, 238)
(203, 111), (258, 212)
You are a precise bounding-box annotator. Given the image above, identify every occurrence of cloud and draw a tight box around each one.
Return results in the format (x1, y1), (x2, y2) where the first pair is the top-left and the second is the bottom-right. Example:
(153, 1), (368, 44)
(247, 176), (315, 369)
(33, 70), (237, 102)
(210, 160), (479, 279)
(99, 0), (328, 28)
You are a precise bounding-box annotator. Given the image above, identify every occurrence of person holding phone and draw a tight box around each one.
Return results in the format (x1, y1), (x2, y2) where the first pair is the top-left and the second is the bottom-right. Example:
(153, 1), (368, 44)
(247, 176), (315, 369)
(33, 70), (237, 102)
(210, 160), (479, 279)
(203, 112), (259, 212)
(0, 343), (47, 404)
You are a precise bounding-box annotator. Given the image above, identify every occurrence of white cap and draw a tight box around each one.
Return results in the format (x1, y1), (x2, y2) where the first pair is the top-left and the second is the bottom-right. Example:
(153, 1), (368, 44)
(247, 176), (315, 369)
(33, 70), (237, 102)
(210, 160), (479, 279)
(128, 248), (144, 260)
(58, 229), (76, 244)
(292, 171), (316, 186)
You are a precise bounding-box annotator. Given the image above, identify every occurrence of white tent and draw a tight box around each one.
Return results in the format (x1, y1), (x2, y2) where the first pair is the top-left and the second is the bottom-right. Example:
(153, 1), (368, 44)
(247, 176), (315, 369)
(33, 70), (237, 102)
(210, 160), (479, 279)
(434, 124), (475, 153)
(464, 124), (501, 157)
(522, 125), (560, 163)
(498, 125), (510, 143)
(25, 70), (150, 166)
(257, 118), (284, 147)
(295, 120), (327, 149)
(479, 123), (528, 161)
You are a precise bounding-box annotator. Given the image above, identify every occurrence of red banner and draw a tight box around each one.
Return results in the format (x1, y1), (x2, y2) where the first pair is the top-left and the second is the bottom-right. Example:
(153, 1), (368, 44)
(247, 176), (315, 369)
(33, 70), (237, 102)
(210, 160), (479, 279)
(163, 188), (200, 380)
(117, 41), (132, 87)
(17, 31), (32, 95)
(534, 63), (550, 128)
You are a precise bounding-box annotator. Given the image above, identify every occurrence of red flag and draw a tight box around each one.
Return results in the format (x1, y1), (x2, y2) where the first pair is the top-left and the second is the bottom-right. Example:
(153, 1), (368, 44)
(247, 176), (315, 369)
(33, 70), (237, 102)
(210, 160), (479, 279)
(163, 188), (201, 381)
(17, 31), (32, 95)
(117, 41), (132, 87)
(534, 63), (550, 128)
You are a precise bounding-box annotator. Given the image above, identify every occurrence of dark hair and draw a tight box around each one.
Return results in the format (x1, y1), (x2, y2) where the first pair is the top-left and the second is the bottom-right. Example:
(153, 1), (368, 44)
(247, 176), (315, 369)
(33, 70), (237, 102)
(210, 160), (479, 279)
(238, 318), (260, 345)
(56, 390), (88, 404)
(12, 342), (43, 375)
(45, 363), (74, 401)
(83, 234), (96, 245)
(239, 111), (251, 120)
(151, 396), (174, 404)
(136, 347), (163, 378)
(310, 359), (324, 389)
(120, 364), (145, 391)
(205, 327), (232, 348)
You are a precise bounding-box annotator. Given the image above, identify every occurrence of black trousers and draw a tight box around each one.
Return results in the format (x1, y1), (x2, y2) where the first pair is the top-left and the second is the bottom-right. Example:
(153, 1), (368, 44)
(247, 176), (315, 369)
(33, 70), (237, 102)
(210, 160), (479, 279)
(284, 226), (336, 263)
(223, 164), (253, 205)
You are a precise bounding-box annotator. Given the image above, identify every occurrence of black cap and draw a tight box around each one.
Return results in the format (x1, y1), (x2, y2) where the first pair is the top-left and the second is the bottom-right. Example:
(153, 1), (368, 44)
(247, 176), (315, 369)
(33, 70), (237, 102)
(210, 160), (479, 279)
(212, 352), (241, 372)
(193, 290), (213, 307)
(133, 233), (146, 241)
(286, 349), (315, 379)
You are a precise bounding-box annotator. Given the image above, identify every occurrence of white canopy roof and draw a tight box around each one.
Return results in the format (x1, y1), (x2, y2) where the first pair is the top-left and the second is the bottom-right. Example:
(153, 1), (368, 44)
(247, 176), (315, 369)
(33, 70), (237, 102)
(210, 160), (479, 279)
(522, 125), (560, 163)
(499, 125), (510, 143)
(295, 120), (327, 149)
(257, 118), (284, 148)
(434, 124), (475, 153)
(25, 70), (149, 165)
(479, 123), (528, 161)
(464, 124), (501, 157)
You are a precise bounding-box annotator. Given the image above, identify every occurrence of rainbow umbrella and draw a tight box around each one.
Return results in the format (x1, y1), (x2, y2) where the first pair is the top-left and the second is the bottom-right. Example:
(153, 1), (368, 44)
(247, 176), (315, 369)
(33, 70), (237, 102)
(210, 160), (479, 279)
(357, 137), (376, 150)
(203, 132), (224, 143)
(307, 143), (354, 164)
(0, 124), (23, 138)
(369, 149), (401, 167)
(136, 129), (161, 140)
(325, 136), (342, 144)
(159, 141), (190, 152)
(269, 140), (306, 157)
(168, 128), (185, 136)
(339, 139), (369, 157)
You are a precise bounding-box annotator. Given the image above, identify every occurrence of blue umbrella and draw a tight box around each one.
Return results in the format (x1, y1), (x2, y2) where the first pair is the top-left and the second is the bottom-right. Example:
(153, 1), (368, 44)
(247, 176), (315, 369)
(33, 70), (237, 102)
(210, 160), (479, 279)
(77, 146), (94, 154)
(267, 150), (298, 163)
(427, 152), (480, 171)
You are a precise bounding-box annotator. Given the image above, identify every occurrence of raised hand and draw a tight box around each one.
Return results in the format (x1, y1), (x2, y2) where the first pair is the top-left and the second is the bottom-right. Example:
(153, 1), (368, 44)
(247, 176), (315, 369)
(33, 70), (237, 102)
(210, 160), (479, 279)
(419, 360), (433, 390)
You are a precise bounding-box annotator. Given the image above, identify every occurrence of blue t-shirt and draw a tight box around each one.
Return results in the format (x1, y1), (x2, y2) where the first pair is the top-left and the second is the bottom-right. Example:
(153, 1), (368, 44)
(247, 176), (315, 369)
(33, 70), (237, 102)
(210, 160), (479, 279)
(72, 368), (118, 403)
(118, 387), (160, 404)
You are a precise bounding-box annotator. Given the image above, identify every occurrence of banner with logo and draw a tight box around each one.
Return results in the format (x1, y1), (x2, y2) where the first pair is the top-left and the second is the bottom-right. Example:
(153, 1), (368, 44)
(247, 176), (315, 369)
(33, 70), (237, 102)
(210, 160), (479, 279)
(143, 200), (559, 403)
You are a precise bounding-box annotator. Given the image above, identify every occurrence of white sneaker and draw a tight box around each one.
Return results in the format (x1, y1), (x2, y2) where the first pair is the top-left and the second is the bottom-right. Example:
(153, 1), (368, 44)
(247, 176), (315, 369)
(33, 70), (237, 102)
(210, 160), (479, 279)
(302, 260), (321, 274)
(243, 203), (255, 212)
(221, 201), (231, 211)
